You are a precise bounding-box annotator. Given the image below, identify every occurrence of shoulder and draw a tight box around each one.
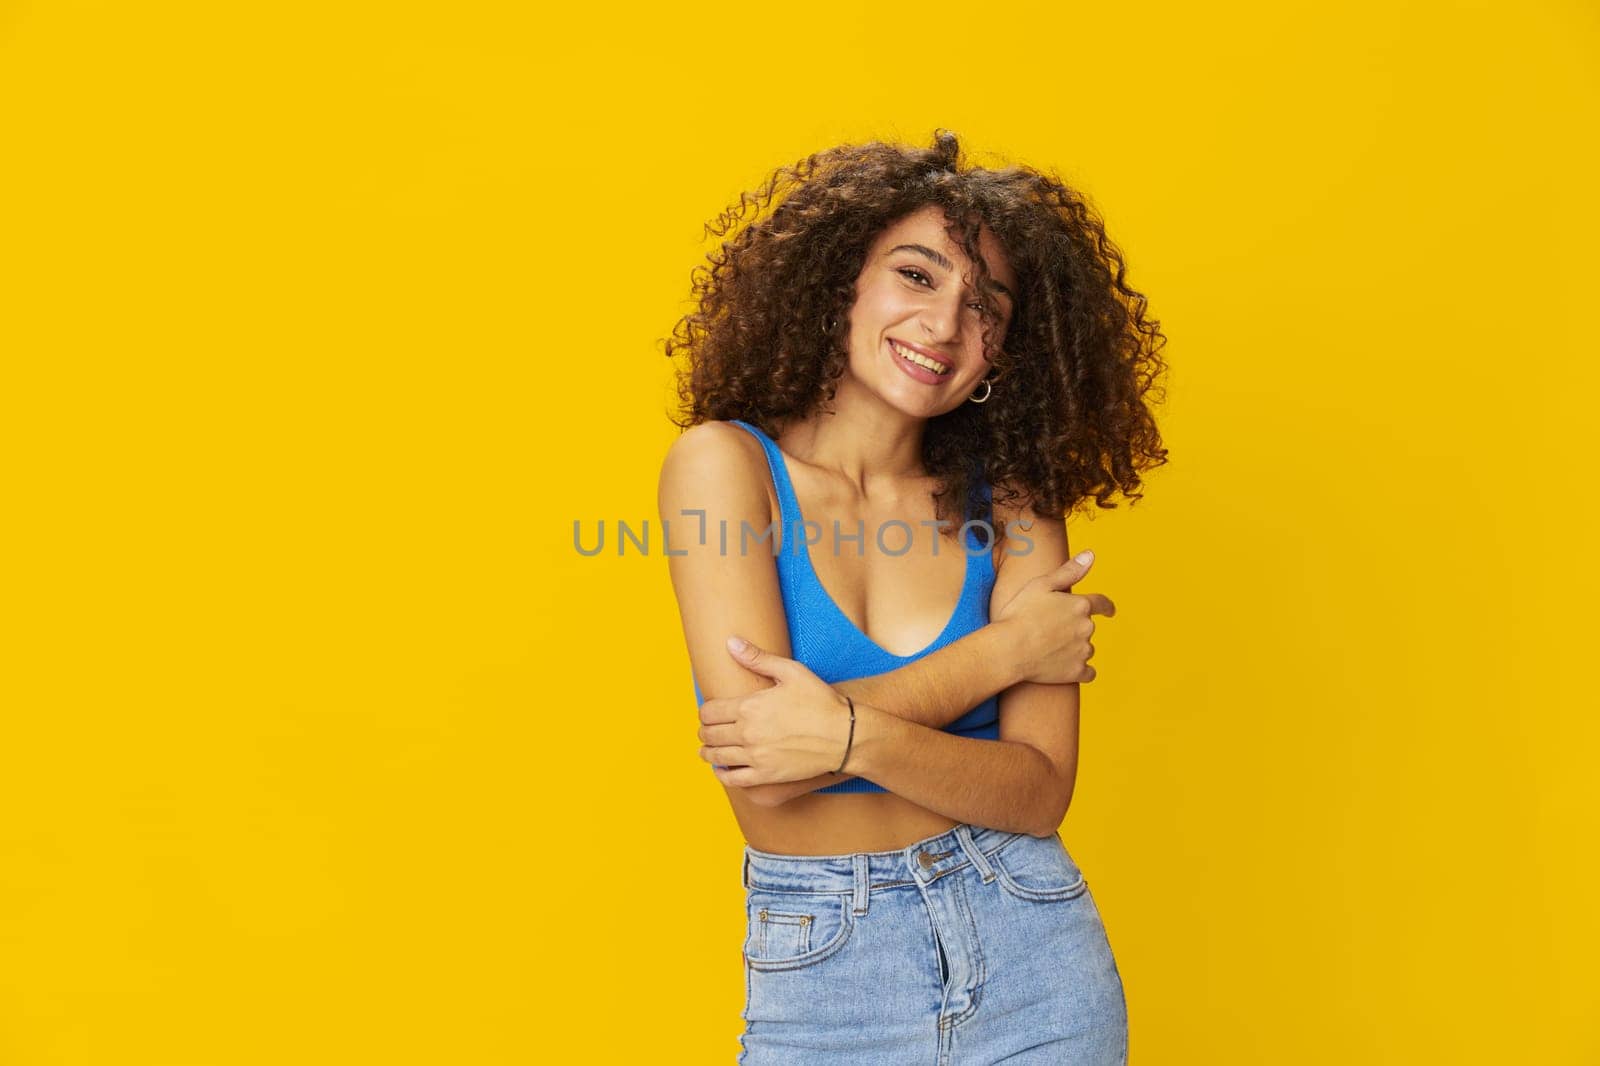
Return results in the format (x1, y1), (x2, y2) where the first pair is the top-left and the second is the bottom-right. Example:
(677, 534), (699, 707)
(659, 420), (767, 487)
(988, 477), (1069, 576)
(657, 420), (772, 516)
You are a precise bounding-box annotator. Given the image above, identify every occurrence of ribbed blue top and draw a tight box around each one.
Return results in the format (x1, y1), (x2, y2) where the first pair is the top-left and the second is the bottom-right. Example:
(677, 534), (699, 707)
(691, 418), (1001, 794)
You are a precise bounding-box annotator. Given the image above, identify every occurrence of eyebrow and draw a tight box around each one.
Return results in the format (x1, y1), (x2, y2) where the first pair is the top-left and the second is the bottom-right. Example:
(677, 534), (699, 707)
(888, 243), (1016, 304)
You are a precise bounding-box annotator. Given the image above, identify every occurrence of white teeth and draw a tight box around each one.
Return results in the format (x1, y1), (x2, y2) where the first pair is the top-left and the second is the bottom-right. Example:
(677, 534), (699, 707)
(890, 340), (950, 375)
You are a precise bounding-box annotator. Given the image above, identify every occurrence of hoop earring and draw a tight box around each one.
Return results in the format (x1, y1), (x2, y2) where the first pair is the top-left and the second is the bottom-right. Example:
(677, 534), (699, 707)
(967, 378), (994, 405)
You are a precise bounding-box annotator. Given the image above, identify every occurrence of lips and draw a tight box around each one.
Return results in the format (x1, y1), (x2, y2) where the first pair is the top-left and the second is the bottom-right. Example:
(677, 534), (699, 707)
(887, 338), (953, 386)
(888, 337), (953, 371)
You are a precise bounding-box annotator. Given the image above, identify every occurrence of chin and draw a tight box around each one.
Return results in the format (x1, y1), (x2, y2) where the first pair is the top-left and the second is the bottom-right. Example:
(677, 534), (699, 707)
(881, 384), (957, 420)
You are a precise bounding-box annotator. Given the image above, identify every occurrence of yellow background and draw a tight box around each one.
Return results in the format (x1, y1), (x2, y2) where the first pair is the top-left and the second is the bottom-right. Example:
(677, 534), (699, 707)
(3, 1), (1596, 1061)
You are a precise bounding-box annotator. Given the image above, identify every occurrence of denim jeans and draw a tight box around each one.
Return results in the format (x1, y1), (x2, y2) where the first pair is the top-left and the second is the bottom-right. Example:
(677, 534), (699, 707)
(738, 823), (1129, 1065)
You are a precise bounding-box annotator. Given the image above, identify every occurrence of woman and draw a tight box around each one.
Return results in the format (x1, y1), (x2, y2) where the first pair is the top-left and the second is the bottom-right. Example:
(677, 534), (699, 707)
(659, 130), (1168, 1064)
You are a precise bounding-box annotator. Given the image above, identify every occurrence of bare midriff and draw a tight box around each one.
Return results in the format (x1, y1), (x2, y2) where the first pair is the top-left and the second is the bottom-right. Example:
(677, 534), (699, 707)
(730, 788), (961, 856)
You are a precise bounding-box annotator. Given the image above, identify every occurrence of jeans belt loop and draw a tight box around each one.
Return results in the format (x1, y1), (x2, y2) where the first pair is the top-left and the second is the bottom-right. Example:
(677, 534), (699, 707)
(954, 824), (997, 884)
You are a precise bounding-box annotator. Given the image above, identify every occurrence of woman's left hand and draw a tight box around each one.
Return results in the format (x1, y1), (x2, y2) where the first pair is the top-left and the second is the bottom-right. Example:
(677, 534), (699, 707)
(697, 636), (853, 787)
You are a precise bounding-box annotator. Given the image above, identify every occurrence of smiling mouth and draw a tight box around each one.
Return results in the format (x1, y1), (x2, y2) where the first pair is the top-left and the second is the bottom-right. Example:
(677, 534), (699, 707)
(888, 338), (952, 375)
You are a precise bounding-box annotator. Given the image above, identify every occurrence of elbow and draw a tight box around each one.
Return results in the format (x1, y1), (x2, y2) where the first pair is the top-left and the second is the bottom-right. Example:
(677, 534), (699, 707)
(1031, 780), (1075, 838)
(1029, 808), (1064, 839)
(1016, 744), (1077, 837)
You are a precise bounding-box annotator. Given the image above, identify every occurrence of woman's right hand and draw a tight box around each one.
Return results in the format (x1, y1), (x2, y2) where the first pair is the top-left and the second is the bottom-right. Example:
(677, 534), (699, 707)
(992, 551), (1116, 684)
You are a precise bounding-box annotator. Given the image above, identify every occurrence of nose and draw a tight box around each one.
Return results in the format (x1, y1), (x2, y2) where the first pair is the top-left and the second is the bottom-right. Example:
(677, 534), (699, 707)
(919, 288), (965, 344)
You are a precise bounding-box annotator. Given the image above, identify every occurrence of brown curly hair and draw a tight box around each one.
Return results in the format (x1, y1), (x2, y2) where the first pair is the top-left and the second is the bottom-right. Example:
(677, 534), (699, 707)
(662, 129), (1170, 533)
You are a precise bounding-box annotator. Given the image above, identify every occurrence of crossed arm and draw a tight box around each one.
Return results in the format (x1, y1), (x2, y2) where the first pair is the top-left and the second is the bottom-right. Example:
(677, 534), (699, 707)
(661, 423), (1085, 838)
(718, 518), (1082, 836)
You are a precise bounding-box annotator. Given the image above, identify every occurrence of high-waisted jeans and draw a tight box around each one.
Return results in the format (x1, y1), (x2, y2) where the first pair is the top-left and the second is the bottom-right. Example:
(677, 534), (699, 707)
(738, 823), (1128, 1065)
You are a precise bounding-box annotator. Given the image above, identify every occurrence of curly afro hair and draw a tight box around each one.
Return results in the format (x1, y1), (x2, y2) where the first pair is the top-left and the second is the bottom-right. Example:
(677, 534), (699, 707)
(663, 129), (1170, 533)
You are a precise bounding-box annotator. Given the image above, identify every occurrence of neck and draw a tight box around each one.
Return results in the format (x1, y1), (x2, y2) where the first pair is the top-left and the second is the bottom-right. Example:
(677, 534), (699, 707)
(777, 376), (928, 494)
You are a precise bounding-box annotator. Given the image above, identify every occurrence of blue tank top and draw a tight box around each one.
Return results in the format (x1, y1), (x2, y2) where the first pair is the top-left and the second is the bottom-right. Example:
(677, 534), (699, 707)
(691, 418), (1001, 794)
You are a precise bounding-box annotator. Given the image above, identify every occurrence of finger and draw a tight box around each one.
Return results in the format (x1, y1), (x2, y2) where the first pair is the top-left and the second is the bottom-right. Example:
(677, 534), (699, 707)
(714, 764), (763, 788)
(1041, 549), (1095, 591)
(1084, 593), (1116, 618)
(700, 744), (750, 766)
(698, 722), (741, 745)
(698, 697), (739, 725)
(1081, 664), (1097, 682)
(727, 636), (795, 680)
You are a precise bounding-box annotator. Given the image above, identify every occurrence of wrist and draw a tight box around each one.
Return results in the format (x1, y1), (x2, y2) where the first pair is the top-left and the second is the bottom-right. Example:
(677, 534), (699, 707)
(987, 617), (1034, 687)
(835, 692), (857, 773)
(843, 700), (900, 779)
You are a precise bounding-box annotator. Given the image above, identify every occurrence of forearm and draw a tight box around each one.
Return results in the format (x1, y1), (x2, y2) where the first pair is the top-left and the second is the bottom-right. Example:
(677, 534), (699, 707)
(741, 620), (1027, 804)
(847, 701), (1068, 837)
(834, 621), (1025, 728)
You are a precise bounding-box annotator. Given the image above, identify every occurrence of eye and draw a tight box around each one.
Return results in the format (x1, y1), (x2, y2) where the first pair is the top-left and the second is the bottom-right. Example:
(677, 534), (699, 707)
(898, 266), (988, 313)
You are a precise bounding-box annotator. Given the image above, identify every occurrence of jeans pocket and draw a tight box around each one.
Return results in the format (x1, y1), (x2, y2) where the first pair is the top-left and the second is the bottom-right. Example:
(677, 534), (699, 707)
(743, 889), (855, 972)
(992, 831), (1089, 902)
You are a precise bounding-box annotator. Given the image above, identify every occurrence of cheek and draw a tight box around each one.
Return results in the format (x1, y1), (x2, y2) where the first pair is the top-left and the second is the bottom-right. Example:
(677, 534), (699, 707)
(856, 279), (917, 318)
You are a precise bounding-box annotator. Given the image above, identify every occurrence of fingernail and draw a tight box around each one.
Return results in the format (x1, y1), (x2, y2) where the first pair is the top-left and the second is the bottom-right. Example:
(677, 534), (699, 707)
(727, 636), (748, 653)
(1074, 550), (1094, 564)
